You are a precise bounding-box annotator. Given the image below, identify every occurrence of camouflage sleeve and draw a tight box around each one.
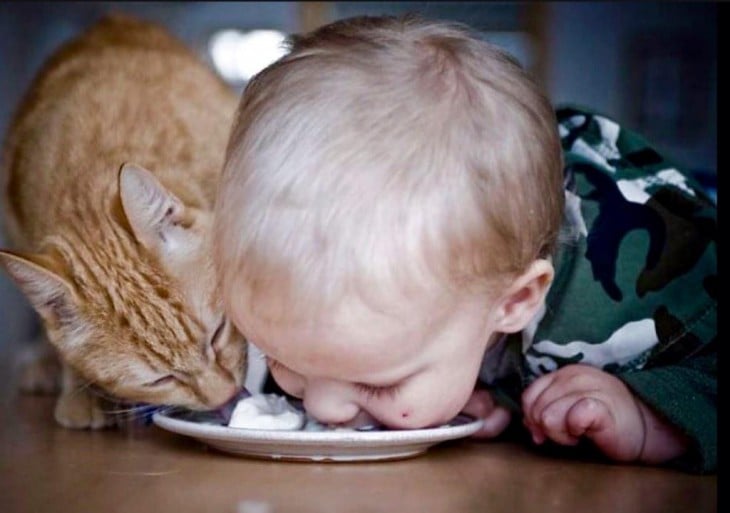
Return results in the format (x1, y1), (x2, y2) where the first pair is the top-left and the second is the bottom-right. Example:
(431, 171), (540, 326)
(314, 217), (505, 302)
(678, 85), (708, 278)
(620, 348), (716, 473)
(520, 105), (717, 473)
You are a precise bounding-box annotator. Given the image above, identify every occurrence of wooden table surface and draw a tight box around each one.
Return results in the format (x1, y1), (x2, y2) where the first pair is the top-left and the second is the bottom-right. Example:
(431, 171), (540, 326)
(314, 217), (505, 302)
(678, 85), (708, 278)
(0, 389), (716, 513)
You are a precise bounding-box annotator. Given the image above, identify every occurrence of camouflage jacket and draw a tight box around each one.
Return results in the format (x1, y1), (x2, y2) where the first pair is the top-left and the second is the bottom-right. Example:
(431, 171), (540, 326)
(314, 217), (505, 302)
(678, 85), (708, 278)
(480, 106), (717, 474)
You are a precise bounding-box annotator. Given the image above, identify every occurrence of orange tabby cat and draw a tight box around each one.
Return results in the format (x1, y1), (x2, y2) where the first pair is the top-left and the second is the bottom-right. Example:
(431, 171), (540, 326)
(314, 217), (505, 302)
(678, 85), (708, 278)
(0, 14), (246, 428)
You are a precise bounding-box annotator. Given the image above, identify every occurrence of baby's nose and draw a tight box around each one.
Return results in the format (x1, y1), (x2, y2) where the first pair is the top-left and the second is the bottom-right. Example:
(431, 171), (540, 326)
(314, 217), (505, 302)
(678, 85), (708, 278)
(302, 379), (360, 425)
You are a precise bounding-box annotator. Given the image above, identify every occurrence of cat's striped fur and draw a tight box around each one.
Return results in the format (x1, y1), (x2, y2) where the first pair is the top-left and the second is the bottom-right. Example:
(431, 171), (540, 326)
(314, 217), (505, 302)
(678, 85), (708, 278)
(0, 14), (246, 428)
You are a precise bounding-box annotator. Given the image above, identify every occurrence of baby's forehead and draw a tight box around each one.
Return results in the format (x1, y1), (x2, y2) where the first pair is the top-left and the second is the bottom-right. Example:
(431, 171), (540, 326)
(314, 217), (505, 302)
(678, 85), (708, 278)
(250, 301), (444, 376)
(237, 280), (490, 373)
(268, 313), (425, 358)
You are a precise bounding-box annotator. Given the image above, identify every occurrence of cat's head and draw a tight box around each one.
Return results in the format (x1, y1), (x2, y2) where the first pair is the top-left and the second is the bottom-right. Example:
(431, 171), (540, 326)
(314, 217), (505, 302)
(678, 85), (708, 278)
(0, 163), (247, 410)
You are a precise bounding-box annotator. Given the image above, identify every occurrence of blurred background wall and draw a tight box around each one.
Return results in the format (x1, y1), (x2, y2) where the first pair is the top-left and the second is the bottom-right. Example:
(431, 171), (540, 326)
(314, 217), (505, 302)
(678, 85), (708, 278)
(0, 1), (717, 359)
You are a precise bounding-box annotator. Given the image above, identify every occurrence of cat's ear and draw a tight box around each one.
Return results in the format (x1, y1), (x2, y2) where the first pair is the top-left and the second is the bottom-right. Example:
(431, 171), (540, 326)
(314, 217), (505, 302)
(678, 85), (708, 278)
(119, 163), (194, 255)
(0, 250), (77, 328)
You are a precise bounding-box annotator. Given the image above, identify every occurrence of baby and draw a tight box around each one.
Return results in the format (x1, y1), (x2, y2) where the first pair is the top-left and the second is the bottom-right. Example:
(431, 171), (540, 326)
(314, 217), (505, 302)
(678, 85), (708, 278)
(213, 15), (716, 472)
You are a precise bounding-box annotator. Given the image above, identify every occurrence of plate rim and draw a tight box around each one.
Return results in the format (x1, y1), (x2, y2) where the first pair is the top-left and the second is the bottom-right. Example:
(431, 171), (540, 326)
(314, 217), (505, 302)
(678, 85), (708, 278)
(152, 410), (484, 446)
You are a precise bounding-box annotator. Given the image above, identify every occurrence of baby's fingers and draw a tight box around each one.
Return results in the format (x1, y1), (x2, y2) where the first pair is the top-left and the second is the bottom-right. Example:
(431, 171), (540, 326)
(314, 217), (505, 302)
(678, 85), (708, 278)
(531, 393), (587, 446)
(462, 389), (511, 438)
(565, 397), (641, 461)
(521, 372), (561, 443)
(521, 372), (558, 415)
(472, 406), (511, 439)
(565, 396), (612, 439)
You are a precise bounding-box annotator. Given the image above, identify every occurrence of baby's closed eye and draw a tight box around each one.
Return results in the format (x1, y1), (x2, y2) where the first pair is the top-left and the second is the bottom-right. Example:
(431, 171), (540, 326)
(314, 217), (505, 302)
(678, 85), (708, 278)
(267, 357), (400, 398)
(355, 382), (401, 400)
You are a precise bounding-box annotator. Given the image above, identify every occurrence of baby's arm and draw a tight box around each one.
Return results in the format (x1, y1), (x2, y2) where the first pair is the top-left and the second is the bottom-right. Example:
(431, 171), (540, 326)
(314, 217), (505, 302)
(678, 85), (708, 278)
(521, 364), (690, 464)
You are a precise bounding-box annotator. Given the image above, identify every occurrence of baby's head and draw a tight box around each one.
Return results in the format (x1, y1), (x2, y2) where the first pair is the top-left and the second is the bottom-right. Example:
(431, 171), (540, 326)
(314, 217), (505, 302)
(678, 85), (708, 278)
(214, 15), (564, 428)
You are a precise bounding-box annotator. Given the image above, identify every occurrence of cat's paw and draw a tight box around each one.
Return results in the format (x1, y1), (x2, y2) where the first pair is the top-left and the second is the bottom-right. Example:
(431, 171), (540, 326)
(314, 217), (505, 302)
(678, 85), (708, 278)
(15, 343), (61, 395)
(54, 390), (112, 429)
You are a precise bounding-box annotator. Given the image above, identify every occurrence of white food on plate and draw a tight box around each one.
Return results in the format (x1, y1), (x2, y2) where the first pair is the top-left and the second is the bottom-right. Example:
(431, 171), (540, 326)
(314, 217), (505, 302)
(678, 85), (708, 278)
(228, 393), (305, 430)
(227, 393), (378, 431)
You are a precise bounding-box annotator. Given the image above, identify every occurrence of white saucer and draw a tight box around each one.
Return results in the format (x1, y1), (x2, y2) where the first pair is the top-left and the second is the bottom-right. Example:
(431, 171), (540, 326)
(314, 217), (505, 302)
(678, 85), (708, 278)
(152, 410), (484, 462)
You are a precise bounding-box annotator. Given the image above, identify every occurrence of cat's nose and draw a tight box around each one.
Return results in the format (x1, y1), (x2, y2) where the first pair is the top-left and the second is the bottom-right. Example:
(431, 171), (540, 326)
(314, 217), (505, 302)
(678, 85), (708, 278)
(196, 370), (239, 409)
(206, 382), (239, 410)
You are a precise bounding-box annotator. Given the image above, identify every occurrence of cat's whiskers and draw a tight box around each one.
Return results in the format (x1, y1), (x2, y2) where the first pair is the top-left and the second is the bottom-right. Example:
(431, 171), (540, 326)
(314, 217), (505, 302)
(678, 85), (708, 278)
(85, 382), (124, 403)
(102, 403), (154, 416)
(77, 375), (189, 420)
(74, 379), (98, 393)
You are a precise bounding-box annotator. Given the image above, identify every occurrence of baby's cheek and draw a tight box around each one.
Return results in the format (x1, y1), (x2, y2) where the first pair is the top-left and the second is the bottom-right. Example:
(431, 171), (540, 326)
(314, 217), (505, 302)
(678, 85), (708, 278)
(371, 399), (441, 430)
(370, 377), (470, 429)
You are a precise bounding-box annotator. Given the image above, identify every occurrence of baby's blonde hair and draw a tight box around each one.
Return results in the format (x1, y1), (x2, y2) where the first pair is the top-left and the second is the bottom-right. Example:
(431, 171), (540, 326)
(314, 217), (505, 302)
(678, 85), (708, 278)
(214, 15), (564, 325)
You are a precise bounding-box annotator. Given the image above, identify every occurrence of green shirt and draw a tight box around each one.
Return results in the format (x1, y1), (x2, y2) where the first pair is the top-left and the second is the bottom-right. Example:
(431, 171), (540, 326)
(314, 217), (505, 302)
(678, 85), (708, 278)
(480, 106), (717, 474)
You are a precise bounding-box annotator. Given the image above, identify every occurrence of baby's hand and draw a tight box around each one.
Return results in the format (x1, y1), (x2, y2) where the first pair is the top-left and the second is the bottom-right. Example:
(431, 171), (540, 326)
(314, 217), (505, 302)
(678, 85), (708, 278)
(521, 364), (689, 463)
(462, 388), (511, 438)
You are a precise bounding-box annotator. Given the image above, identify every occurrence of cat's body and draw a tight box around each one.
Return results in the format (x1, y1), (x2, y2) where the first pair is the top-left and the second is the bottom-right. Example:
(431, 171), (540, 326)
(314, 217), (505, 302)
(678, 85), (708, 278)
(0, 14), (246, 428)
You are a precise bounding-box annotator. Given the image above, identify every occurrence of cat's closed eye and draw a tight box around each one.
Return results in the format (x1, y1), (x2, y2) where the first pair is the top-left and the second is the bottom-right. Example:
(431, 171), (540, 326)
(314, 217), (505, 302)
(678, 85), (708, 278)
(144, 375), (177, 387)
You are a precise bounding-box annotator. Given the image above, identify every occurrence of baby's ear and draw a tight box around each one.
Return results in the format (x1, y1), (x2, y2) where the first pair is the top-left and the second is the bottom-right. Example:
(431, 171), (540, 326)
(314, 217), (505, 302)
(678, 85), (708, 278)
(119, 163), (196, 256)
(493, 259), (554, 334)
(0, 250), (78, 328)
